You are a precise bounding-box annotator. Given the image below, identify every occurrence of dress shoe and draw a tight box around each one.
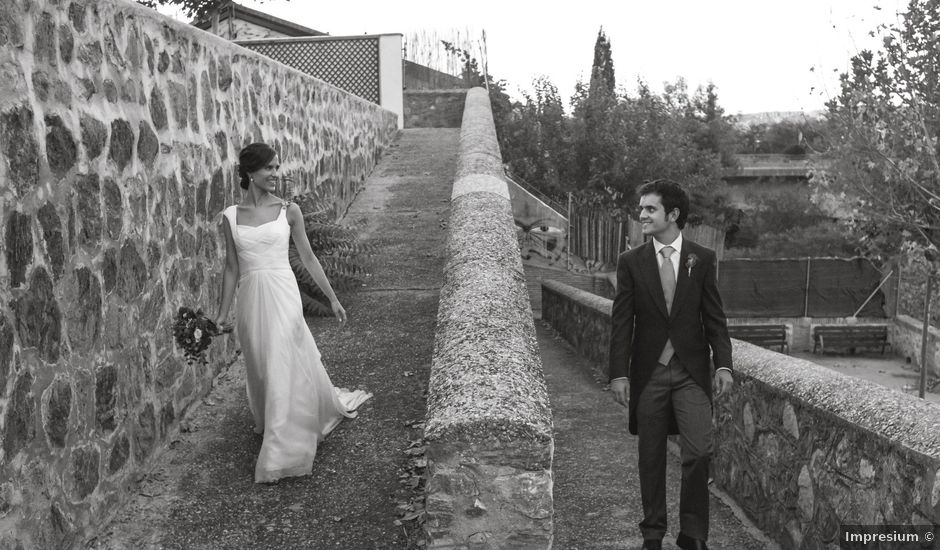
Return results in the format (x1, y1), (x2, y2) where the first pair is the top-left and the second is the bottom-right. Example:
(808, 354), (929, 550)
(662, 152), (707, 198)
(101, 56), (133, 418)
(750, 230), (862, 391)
(641, 540), (662, 550)
(676, 533), (709, 550)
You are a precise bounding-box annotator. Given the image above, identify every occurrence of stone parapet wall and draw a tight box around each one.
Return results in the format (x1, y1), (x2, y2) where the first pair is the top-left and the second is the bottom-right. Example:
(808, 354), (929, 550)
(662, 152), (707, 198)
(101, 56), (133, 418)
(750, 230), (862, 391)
(0, 1), (397, 548)
(404, 90), (467, 129)
(894, 314), (940, 376)
(424, 88), (553, 549)
(542, 280), (940, 549)
(541, 279), (610, 372)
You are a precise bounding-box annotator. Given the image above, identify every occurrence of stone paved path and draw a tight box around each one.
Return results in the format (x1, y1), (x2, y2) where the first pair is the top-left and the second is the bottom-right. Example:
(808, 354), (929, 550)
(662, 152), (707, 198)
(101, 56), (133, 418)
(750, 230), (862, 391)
(93, 128), (456, 549)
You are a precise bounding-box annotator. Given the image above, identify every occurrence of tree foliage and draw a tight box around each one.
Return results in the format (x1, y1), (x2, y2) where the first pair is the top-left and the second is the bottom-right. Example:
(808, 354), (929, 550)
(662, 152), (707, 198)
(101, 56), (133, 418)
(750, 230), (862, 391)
(825, 0), (940, 266)
(136, 0), (286, 21)
(738, 119), (828, 155)
(489, 26), (741, 230)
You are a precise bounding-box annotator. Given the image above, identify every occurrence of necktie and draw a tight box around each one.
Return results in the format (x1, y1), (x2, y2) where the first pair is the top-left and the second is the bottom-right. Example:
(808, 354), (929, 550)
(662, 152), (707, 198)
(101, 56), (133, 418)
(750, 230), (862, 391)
(658, 246), (676, 364)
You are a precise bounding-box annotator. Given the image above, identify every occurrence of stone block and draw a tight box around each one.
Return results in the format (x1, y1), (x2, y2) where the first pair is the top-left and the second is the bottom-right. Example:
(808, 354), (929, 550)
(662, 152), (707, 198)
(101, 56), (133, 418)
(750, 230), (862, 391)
(137, 121), (158, 168)
(74, 173), (102, 244)
(34, 13), (57, 67)
(170, 50), (184, 74)
(0, 2), (22, 47)
(3, 371), (35, 458)
(103, 177), (122, 239)
(32, 71), (52, 102)
(116, 241), (146, 300)
(79, 77), (96, 101)
(0, 483), (12, 518)
(67, 2), (86, 32)
(5, 210), (33, 287)
(120, 78), (138, 104)
(66, 267), (102, 352)
(188, 74), (199, 131)
(160, 402), (174, 438)
(44, 114), (77, 178)
(201, 71), (213, 125)
(101, 247), (117, 292)
(58, 24), (74, 63)
(103, 79), (118, 103)
(124, 29), (141, 70)
(13, 268), (61, 361)
(0, 315), (13, 392)
(77, 40), (102, 67)
(108, 119), (134, 171)
(218, 56), (232, 91)
(147, 241), (162, 270)
(133, 403), (156, 462)
(149, 85), (167, 130)
(103, 28), (124, 69)
(108, 433), (129, 474)
(168, 81), (188, 130)
(157, 50), (169, 73)
(80, 115), (107, 160)
(1, 105), (40, 193)
(67, 445), (100, 500)
(95, 364), (117, 432)
(43, 378), (72, 448)
(37, 203), (65, 281)
(47, 501), (75, 550)
(144, 36), (154, 74)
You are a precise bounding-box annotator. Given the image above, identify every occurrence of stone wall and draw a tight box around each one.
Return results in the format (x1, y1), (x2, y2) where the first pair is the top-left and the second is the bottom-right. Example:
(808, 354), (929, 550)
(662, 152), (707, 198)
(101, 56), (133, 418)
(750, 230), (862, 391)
(424, 88), (554, 549)
(404, 90), (467, 129)
(0, 1), (398, 548)
(403, 60), (468, 91)
(894, 314), (940, 376)
(542, 280), (940, 549)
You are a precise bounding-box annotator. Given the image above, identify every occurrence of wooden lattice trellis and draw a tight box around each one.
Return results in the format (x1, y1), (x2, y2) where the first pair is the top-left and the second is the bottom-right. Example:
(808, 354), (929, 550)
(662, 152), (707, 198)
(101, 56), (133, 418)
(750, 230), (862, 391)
(241, 37), (381, 104)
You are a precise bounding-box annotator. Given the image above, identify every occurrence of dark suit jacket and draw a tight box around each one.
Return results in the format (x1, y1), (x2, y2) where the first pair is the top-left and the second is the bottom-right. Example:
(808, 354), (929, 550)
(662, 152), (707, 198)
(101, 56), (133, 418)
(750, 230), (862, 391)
(608, 238), (733, 435)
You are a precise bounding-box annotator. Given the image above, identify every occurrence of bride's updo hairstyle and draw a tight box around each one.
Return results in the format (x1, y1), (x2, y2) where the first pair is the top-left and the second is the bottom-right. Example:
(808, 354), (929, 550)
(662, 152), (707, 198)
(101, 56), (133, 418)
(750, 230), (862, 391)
(237, 143), (276, 190)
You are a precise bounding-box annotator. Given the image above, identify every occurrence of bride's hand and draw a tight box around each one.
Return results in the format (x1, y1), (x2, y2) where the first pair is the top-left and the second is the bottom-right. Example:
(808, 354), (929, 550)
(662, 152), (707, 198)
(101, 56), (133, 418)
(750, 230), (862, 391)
(213, 317), (233, 334)
(331, 300), (347, 325)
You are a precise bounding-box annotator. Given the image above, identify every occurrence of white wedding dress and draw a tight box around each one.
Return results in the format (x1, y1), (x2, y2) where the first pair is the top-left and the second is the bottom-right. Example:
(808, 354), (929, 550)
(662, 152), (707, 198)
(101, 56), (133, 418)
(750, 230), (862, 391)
(222, 202), (371, 483)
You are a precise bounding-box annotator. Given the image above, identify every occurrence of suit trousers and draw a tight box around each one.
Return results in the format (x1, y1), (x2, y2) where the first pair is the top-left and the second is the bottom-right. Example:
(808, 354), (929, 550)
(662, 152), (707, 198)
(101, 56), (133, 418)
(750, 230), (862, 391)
(636, 355), (713, 541)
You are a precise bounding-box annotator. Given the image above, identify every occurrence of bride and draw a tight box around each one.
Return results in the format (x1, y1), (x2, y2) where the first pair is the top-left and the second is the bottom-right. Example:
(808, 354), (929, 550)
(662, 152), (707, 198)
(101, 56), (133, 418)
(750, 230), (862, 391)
(214, 142), (371, 483)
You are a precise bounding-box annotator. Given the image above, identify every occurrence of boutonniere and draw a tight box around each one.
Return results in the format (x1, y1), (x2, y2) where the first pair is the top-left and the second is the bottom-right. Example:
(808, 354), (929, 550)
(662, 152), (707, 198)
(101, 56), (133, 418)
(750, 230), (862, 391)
(686, 253), (699, 277)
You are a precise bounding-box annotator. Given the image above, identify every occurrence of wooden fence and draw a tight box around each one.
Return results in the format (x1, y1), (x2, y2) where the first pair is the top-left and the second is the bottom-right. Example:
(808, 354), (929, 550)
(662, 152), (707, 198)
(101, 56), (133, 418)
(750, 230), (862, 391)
(568, 203), (725, 268)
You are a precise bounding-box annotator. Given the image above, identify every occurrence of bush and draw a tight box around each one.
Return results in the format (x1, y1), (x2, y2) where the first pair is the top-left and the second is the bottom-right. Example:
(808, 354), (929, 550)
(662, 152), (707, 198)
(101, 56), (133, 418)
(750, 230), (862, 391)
(288, 191), (373, 316)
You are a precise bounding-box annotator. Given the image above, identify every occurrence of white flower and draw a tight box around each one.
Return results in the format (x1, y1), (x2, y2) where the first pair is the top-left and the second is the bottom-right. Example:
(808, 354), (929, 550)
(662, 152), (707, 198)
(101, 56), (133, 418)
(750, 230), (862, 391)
(194, 328), (203, 341)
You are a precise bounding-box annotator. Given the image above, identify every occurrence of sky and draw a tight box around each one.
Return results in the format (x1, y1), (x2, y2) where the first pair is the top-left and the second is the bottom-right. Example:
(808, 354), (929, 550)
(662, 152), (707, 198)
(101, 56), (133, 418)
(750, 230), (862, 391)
(158, 0), (909, 115)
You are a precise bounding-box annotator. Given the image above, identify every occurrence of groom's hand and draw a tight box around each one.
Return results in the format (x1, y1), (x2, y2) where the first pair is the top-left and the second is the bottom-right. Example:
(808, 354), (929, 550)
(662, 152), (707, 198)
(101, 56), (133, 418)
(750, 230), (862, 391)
(610, 378), (629, 407)
(715, 369), (734, 396)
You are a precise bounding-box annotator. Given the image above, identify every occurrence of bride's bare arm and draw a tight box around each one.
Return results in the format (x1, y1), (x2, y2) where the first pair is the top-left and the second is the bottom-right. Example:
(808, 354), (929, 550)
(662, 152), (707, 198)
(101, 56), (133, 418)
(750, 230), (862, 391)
(286, 203), (347, 323)
(215, 217), (239, 327)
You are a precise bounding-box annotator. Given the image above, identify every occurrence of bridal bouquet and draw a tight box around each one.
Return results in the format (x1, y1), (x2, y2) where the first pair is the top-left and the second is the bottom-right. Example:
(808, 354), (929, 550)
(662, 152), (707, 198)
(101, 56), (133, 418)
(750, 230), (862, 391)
(172, 306), (232, 365)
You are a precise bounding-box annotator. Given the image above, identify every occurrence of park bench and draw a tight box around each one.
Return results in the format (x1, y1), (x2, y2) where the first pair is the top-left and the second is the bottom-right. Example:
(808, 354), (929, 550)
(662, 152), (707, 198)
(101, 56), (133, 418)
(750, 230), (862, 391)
(728, 324), (789, 354)
(812, 325), (891, 355)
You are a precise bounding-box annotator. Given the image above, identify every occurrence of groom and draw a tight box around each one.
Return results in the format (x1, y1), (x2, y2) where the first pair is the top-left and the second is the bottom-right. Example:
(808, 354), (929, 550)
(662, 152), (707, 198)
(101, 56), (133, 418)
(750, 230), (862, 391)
(608, 179), (733, 550)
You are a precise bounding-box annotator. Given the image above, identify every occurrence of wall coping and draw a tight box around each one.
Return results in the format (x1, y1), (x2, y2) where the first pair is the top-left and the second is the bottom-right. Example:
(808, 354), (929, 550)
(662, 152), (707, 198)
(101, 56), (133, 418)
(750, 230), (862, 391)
(897, 313), (940, 339)
(425, 88), (552, 444)
(403, 89), (469, 94)
(543, 280), (940, 459)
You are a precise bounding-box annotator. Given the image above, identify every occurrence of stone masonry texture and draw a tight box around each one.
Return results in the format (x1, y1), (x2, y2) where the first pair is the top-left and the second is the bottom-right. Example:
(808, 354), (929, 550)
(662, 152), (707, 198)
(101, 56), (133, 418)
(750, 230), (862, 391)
(0, 1), (398, 548)
(542, 279), (940, 549)
(424, 88), (553, 549)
